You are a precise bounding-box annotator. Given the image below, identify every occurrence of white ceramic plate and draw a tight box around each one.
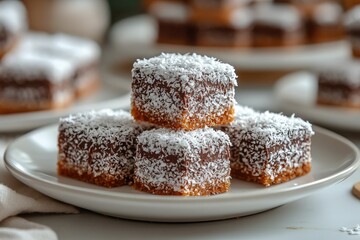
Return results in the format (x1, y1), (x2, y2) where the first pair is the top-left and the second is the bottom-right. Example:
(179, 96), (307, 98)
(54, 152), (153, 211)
(4, 124), (360, 222)
(275, 71), (360, 131)
(0, 78), (131, 132)
(109, 15), (350, 70)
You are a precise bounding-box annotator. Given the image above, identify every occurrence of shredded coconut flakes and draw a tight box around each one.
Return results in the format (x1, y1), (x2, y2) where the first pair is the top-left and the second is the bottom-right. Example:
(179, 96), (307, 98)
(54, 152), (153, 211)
(339, 224), (360, 235)
(230, 110), (314, 148)
(132, 53), (238, 86)
(135, 127), (231, 193)
(131, 53), (237, 123)
(222, 106), (314, 183)
(58, 109), (153, 178)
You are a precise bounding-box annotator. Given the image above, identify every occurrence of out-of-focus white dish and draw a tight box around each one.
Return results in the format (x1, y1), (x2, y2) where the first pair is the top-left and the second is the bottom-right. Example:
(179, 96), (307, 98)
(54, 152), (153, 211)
(4, 124), (359, 222)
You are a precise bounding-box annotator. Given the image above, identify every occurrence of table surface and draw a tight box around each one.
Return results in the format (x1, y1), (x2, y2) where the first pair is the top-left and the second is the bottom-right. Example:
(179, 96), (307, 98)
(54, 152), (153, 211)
(4, 86), (360, 240)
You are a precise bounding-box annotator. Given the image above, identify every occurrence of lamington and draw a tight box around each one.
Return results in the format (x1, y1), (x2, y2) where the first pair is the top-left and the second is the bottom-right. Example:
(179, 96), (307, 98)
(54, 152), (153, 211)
(0, 51), (75, 114)
(222, 110), (314, 187)
(0, 0), (27, 59)
(190, 0), (251, 26)
(131, 53), (237, 130)
(16, 32), (101, 98)
(58, 109), (153, 188)
(195, 8), (253, 48)
(317, 61), (360, 108)
(149, 1), (194, 45)
(133, 127), (231, 196)
(305, 2), (344, 44)
(252, 4), (304, 47)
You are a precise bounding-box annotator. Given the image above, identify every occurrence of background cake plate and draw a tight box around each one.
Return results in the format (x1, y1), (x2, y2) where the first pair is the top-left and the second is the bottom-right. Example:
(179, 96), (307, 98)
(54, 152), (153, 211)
(4, 124), (360, 222)
(0, 73), (131, 133)
(109, 14), (350, 72)
(274, 71), (360, 131)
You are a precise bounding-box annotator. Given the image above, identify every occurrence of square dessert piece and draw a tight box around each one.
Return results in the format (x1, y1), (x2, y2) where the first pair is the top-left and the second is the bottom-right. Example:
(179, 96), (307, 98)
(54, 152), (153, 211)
(0, 0), (27, 59)
(58, 109), (153, 188)
(190, 0), (251, 26)
(305, 2), (344, 44)
(149, 1), (194, 45)
(317, 61), (360, 108)
(133, 127), (231, 196)
(0, 52), (75, 114)
(223, 110), (314, 187)
(131, 53), (237, 130)
(195, 8), (253, 48)
(16, 32), (101, 98)
(252, 4), (304, 47)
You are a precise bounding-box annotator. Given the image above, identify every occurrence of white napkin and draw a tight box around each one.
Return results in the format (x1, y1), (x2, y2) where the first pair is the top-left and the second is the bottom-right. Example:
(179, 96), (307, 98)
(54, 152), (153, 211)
(0, 134), (78, 240)
(0, 217), (58, 240)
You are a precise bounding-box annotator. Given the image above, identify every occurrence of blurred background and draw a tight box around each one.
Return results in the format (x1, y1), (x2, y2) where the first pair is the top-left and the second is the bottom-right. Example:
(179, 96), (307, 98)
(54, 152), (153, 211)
(22, 0), (146, 41)
(2, 0), (360, 131)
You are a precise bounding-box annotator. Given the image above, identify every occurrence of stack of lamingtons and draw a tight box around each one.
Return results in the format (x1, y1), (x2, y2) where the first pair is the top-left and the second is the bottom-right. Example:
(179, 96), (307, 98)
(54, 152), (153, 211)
(130, 53), (237, 195)
(57, 53), (314, 196)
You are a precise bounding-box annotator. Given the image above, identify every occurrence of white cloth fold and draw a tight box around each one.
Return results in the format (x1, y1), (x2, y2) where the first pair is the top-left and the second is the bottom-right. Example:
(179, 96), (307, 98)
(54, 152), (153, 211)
(0, 184), (77, 222)
(0, 217), (58, 240)
(0, 134), (78, 240)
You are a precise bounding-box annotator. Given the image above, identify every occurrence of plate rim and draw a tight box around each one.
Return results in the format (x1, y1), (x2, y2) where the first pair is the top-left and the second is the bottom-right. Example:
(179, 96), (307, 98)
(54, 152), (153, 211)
(4, 123), (360, 203)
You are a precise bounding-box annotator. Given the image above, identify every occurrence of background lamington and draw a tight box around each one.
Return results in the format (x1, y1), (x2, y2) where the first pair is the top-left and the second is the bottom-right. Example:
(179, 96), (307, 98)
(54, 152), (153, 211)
(16, 32), (101, 98)
(317, 61), (360, 108)
(0, 52), (74, 114)
(252, 4), (304, 47)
